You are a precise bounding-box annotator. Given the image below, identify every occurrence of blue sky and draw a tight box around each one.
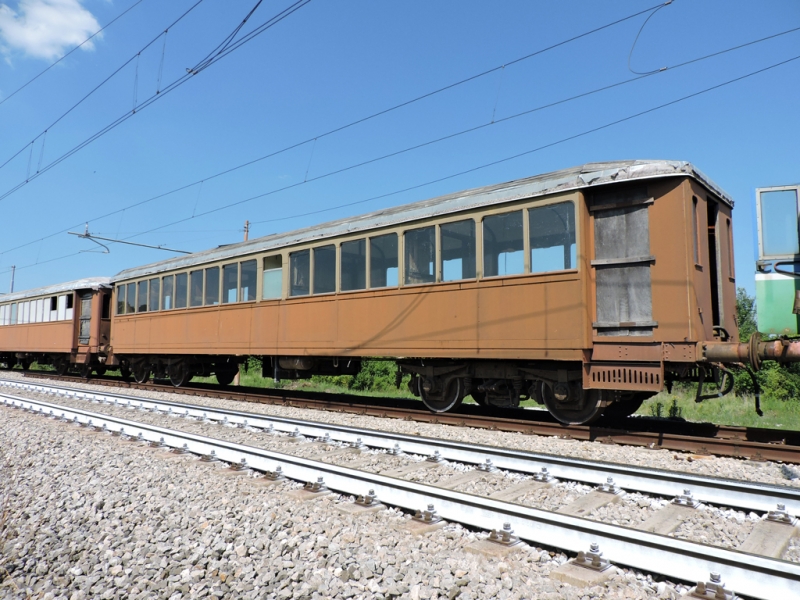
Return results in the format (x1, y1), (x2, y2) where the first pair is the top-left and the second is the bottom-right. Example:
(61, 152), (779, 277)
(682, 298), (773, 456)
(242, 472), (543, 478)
(0, 0), (798, 296)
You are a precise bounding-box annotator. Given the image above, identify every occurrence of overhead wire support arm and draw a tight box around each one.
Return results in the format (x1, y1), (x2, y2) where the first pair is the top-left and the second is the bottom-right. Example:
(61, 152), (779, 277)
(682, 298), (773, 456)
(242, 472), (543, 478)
(68, 224), (191, 254)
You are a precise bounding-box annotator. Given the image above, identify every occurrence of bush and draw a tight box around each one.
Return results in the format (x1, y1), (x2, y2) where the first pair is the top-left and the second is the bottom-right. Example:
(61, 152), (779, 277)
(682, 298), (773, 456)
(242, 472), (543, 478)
(313, 360), (411, 393)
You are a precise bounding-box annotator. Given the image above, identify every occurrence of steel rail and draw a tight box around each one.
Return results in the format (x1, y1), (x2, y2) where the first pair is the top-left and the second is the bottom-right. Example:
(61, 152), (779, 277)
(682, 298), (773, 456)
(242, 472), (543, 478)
(17, 371), (800, 464)
(4, 379), (799, 515)
(2, 392), (798, 600)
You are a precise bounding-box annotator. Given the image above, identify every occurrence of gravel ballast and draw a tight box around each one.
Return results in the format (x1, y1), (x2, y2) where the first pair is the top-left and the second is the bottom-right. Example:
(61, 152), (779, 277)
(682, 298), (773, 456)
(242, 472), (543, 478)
(2, 372), (794, 490)
(0, 404), (695, 599)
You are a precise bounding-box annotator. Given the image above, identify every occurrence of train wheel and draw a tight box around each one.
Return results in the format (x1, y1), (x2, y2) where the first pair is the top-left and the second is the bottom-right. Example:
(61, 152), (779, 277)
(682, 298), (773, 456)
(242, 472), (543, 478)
(95, 365), (107, 377)
(132, 364), (151, 384)
(119, 366), (132, 382)
(54, 358), (69, 376)
(79, 364), (91, 379)
(419, 376), (464, 413)
(168, 363), (192, 387)
(215, 368), (237, 386)
(19, 359), (32, 371)
(601, 394), (648, 420)
(541, 382), (603, 425)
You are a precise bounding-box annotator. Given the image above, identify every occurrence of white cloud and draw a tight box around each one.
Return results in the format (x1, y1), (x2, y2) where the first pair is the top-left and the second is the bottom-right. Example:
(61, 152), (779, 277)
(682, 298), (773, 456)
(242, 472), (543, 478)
(0, 0), (101, 60)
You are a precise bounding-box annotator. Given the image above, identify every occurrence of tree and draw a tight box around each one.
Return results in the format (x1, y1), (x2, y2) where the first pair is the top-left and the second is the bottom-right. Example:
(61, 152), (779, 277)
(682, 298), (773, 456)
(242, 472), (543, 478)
(736, 287), (757, 342)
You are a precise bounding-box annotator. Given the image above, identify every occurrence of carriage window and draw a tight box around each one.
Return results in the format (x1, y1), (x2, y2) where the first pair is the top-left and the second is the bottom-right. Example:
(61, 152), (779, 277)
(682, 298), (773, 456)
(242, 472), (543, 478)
(370, 234), (398, 288)
(290, 250), (310, 297)
(66, 294), (73, 310)
(263, 256), (283, 299)
(204, 267), (220, 306)
(405, 226), (435, 285)
(175, 273), (188, 308)
(529, 202), (576, 273)
(148, 278), (160, 312)
(240, 260), (257, 301)
(313, 245), (336, 294)
(10, 303), (17, 325)
(222, 263), (238, 304)
(441, 220), (476, 282)
(125, 283), (136, 314)
(760, 189), (799, 257)
(341, 239), (366, 291)
(116, 286), (126, 315)
(484, 211), (524, 277)
(137, 281), (148, 312)
(162, 275), (174, 310)
(50, 296), (57, 311)
(189, 270), (203, 307)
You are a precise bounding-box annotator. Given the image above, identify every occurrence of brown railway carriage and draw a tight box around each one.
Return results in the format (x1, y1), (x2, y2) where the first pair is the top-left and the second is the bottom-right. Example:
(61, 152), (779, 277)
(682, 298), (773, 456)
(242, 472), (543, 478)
(0, 278), (112, 375)
(109, 160), (738, 424)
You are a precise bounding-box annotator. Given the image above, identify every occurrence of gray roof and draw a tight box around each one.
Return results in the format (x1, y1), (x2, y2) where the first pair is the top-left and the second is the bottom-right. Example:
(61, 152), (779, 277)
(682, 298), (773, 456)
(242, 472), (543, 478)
(0, 277), (111, 303)
(113, 159), (732, 282)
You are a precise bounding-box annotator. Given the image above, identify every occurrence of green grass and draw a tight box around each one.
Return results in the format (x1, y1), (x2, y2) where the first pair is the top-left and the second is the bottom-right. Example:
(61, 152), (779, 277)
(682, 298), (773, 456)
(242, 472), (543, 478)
(637, 390), (800, 430)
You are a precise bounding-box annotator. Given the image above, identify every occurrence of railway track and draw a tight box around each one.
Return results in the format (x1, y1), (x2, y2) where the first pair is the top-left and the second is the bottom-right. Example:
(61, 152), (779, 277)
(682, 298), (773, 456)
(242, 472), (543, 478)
(17, 371), (800, 464)
(2, 382), (799, 600)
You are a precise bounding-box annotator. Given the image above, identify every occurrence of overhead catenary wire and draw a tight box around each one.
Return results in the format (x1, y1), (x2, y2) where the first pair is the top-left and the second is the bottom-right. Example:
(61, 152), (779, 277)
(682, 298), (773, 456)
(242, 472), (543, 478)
(3, 50), (797, 281)
(2, 50), (798, 280)
(108, 52), (800, 246)
(0, 0), (311, 204)
(0, 0), (149, 110)
(0, 0), (208, 174)
(1, 1), (762, 258)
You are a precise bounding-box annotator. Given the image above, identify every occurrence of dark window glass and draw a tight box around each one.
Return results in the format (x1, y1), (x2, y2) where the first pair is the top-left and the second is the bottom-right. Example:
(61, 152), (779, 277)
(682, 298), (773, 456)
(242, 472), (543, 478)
(483, 211), (524, 277)
(189, 270), (203, 307)
(116, 285), (126, 315)
(66, 294), (74, 310)
(175, 273), (188, 308)
(289, 250), (310, 297)
(529, 202), (576, 273)
(50, 296), (57, 311)
(441, 220), (476, 282)
(370, 234), (398, 288)
(222, 263), (238, 304)
(262, 256), (282, 299)
(404, 227), (435, 285)
(313, 245), (336, 294)
(125, 283), (136, 313)
(240, 260), (257, 301)
(204, 267), (220, 305)
(162, 275), (174, 310)
(341, 239), (366, 291)
(137, 281), (148, 312)
(148, 278), (160, 312)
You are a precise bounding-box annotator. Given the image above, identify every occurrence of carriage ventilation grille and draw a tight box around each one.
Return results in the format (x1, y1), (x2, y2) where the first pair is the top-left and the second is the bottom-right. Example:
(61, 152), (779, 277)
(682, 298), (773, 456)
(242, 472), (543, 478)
(587, 363), (662, 391)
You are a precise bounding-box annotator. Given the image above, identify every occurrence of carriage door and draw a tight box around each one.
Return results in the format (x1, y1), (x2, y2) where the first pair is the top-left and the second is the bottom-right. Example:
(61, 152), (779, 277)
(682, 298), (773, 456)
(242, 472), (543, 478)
(591, 189), (655, 337)
(78, 291), (92, 345)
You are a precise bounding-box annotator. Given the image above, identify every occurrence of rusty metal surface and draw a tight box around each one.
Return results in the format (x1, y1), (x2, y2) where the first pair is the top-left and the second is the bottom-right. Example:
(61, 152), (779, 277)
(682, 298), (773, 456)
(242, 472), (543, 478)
(112, 161), (731, 283)
(19, 371), (800, 464)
